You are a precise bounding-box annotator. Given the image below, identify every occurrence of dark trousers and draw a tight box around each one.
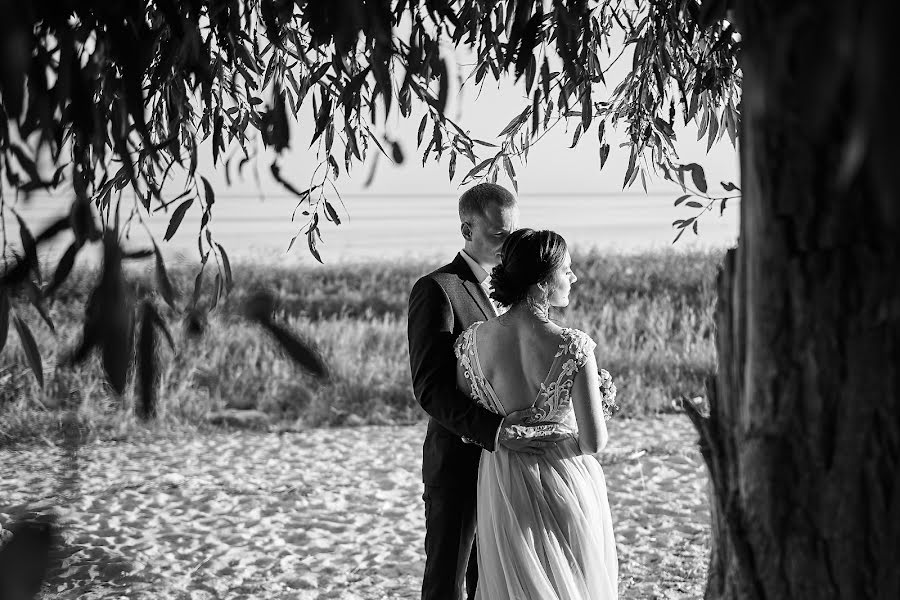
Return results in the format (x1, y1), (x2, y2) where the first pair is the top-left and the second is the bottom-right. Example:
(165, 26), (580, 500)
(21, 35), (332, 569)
(421, 485), (478, 600)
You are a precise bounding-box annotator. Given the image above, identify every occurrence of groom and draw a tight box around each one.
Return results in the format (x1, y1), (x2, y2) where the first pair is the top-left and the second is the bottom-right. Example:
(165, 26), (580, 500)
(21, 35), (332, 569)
(408, 183), (561, 600)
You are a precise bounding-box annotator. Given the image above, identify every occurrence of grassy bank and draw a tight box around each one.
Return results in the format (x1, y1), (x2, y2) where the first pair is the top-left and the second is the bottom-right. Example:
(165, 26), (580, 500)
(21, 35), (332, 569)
(0, 249), (724, 444)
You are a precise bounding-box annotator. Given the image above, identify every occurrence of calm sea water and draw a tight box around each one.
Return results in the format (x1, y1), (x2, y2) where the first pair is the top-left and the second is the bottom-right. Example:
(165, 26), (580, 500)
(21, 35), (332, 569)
(5, 192), (738, 267)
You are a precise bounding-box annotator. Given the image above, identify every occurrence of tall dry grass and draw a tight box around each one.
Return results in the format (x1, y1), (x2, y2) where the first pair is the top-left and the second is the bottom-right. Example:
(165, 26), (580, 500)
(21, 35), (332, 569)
(0, 249), (724, 444)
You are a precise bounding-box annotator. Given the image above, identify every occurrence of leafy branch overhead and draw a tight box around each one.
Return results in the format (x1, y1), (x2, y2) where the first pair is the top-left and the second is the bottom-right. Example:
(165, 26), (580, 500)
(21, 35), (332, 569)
(2, 1), (740, 256)
(0, 0), (741, 395)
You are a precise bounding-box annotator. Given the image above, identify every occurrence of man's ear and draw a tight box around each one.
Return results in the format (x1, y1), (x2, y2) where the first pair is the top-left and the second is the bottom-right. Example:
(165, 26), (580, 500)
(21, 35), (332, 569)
(461, 222), (472, 241)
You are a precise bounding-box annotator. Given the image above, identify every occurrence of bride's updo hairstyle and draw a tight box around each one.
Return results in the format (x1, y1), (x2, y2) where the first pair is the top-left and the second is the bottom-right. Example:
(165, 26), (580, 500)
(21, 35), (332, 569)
(490, 228), (568, 307)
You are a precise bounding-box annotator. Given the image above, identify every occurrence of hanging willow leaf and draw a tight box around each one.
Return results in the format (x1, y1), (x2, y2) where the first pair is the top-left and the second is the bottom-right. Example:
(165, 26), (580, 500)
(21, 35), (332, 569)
(462, 157), (493, 183)
(524, 54), (536, 93)
(391, 140), (404, 164)
(244, 291), (329, 380)
(569, 122), (583, 148)
(21, 281), (55, 333)
(243, 289), (276, 322)
(690, 163), (708, 193)
(123, 249), (155, 260)
(9, 144), (43, 185)
(706, 108), (719, 152)
(14, 316), (43, 388)
(210, 273), (222, 310)
(623, 147), (637, 187)
(76, 234), (133, 396)
(154, 244), (177, 309)
(201, 175), (216, 209)
(259, 319), (329, 380)
(346, 123), (361, 160)
(70, 195), (100, 244)
(271, 163), (312, 198)
(311, 91), (332, 145)
(0, 289), (9, 354)
(215, 243), (233, 292)
(599, 144), (610, 169)
(436, 59), (449, 114)
(14, 213), (39, 281)
(164, 198), (193, 241)
(191, 268), (204, 308)
(33, 216), (71, 245)
(581, 84), (592, 131)
(43, 242), (80, 298)
(515, 13), (541, 80)
(324, 200), (341, 225)
(417, 114), (428, 148)
(136, 301), (158, 420)
(502, 155), (517, 192)
(150, 306), (175, 351)
(721, 181), (739, 191)
(307, 227), (323, 263)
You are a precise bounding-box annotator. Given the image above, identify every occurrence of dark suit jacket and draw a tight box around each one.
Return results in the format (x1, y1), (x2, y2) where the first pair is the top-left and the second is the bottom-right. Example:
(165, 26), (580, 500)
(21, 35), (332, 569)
(408, 253), (505, 488)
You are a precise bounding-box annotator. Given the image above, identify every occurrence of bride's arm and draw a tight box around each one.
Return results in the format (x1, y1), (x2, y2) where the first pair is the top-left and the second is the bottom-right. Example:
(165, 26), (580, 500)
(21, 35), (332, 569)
(571, 350), (609, 455)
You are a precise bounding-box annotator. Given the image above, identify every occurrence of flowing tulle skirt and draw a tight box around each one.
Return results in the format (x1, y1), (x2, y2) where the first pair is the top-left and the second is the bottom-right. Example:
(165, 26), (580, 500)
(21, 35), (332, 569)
(475, 438), (618, 600)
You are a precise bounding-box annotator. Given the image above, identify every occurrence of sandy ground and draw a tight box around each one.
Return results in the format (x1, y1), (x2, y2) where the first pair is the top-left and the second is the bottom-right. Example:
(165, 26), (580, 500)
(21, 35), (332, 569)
(1, 416), (710, 599)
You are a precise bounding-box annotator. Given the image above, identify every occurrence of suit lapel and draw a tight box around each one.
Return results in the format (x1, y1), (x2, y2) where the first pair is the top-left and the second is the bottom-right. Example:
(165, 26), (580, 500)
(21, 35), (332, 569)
(452, 253), (495, 320)
(463, 278), (495, 320)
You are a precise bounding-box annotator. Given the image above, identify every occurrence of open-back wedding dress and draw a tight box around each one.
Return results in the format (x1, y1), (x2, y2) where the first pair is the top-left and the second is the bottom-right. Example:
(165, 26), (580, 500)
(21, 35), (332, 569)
(454, 321), (618, 600)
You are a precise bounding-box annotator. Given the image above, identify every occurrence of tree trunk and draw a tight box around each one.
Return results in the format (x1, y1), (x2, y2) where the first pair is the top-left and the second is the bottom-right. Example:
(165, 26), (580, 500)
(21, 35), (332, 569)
(687, 2), (900, 598)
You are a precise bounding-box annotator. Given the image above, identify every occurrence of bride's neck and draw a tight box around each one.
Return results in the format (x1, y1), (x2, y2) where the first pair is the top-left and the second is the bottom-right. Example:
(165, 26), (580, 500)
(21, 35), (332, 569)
(506, 301), (552, 324)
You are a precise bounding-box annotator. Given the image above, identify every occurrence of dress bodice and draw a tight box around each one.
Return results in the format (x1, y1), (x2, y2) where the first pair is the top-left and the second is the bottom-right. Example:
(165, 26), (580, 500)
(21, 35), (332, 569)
(453, 321), (597, 429)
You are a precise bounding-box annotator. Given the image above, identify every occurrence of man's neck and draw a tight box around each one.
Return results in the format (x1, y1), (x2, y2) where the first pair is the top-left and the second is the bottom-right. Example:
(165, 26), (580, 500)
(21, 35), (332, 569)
(460, 249), (494, 284)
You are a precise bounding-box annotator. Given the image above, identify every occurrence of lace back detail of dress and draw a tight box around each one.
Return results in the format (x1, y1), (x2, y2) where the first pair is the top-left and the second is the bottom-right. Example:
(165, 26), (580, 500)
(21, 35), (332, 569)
(455, 323), (596, 420)
(454, 321), (503, 414)
(528, 328), (596, 424)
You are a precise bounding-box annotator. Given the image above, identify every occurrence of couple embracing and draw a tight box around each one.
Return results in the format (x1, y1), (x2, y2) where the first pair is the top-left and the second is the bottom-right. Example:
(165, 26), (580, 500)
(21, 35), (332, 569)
(407, 183), (618, 600)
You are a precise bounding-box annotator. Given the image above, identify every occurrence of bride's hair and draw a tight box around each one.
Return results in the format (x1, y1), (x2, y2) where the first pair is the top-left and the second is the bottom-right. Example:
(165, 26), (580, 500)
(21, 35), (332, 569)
(490, 228), (568, 307)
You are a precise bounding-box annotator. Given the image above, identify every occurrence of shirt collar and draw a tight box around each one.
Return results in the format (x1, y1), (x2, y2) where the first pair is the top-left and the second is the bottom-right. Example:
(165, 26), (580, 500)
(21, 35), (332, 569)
(459, 249), (491, 285)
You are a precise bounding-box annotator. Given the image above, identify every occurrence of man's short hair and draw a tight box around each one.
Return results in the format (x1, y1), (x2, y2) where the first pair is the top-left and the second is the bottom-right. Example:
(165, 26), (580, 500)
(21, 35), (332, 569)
(458, 183), (517, 222)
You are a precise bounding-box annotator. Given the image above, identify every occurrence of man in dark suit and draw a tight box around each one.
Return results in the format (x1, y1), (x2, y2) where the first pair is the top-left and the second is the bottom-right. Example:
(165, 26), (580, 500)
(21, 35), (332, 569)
(408, 183), (561, 600)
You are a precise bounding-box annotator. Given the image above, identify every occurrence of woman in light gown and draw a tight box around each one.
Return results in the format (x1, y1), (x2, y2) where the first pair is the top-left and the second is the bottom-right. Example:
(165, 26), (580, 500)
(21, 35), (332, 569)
(454, 228), (618, 600)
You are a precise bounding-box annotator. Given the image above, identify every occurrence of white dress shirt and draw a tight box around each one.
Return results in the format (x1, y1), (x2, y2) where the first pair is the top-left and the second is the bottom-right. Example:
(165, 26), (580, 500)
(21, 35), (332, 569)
(460, 249), (502, 316)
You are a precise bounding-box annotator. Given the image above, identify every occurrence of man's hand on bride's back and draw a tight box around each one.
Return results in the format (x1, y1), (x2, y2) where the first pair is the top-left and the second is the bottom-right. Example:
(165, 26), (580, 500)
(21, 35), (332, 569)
(498, 407), (575, 455)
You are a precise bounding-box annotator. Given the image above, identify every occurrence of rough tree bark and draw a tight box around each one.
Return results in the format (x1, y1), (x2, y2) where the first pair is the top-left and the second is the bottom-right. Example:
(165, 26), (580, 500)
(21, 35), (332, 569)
(686, 2), (900, 599)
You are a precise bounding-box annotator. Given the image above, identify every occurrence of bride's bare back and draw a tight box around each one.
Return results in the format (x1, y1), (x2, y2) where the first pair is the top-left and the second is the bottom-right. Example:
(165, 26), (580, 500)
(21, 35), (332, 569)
(471, 317), (569, 414)
(455, 308), (609, 455)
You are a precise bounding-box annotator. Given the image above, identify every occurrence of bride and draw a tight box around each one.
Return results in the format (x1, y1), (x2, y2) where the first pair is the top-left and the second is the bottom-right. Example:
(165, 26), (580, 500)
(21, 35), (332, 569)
(454, 228), (618, 600)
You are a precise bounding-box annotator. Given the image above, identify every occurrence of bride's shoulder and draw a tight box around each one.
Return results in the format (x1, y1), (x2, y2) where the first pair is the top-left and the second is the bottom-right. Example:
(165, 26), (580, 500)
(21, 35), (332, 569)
(465, 320), (486, 335)
(556, 327), (597, 366)
(558, 325), (593, 343)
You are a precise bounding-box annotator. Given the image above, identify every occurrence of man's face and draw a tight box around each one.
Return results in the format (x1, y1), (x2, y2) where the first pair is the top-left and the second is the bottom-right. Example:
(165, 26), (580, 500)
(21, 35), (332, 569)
(463, 204), (519, 268)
